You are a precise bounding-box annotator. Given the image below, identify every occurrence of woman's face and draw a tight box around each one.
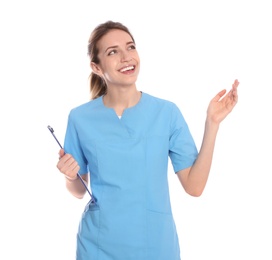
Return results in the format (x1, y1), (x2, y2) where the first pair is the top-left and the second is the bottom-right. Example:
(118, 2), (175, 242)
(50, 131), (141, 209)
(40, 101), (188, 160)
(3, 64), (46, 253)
(92, 29), (140, 89)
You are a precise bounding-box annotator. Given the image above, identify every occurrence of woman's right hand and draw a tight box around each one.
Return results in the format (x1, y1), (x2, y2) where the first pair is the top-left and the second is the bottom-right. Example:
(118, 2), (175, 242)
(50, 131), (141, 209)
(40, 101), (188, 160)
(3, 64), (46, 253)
(57, 148), (80, 181)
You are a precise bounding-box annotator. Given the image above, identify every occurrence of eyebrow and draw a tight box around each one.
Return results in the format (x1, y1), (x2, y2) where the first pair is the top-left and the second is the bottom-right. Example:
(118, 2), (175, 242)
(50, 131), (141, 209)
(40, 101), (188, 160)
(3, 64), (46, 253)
(104, 41), (135, 53)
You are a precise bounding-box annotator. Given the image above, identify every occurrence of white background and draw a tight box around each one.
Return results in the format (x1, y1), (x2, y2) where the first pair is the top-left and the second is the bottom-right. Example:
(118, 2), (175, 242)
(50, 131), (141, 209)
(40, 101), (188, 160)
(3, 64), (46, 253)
(1, 0), (271, 259)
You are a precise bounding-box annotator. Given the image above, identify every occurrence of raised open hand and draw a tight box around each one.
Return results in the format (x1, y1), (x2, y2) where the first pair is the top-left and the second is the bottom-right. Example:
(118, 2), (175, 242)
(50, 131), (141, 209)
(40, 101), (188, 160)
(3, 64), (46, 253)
(207, 79), (239, 124)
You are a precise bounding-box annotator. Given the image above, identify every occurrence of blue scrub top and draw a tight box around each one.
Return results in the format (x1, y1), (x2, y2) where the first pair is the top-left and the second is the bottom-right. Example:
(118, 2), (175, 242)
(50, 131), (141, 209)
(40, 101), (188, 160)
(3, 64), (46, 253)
(64, 92), (198, 260)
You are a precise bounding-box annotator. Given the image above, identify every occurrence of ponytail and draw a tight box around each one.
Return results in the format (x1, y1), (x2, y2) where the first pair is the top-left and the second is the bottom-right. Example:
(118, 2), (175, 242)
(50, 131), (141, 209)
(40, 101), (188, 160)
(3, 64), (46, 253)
(89, 72), (107, 100)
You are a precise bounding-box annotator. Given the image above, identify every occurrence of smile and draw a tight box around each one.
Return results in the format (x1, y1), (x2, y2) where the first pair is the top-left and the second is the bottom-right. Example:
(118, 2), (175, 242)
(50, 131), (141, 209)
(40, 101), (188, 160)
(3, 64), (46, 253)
(119, 66), (135, 72)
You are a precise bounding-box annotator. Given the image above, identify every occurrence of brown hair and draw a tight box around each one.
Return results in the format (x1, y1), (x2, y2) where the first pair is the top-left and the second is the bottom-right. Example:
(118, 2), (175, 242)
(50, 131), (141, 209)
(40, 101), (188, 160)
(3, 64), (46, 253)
(87, 21), (135, 99)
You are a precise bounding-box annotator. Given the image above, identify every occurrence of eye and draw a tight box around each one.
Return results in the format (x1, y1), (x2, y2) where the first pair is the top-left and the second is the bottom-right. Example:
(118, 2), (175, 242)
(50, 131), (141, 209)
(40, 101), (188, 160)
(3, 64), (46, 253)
(108, 49), (117, 56)
(128, 44), (136, 50)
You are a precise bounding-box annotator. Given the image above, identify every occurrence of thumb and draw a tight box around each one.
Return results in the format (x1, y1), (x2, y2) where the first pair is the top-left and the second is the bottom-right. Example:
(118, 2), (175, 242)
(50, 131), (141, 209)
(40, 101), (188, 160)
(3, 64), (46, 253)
(58, 148), (65, 159)
(212, 89), (227, 102)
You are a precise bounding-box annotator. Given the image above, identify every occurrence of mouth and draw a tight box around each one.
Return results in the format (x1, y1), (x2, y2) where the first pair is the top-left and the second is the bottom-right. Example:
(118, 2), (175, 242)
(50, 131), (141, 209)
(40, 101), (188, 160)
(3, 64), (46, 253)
(119, 65), (135, 73)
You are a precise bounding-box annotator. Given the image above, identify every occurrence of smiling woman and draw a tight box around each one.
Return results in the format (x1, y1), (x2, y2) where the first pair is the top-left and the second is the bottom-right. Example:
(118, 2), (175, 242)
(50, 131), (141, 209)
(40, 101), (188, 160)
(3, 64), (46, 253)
(87, 22), (139, 100)
(55, 20), (239, 260)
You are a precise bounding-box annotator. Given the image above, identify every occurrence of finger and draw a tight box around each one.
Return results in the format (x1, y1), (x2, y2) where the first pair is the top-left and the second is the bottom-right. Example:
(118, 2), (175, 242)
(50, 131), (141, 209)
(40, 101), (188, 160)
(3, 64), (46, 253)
(229, 80), (239, 101)
(62, 160), (80, 179)
(233, 79), (240, 88)
(233, 80), (239, 93)
(211, 89), (226, 102)
(231, 87), (238, 103)
(56, 153), (73, 170)
(57, 156), (79, 175)
(64, 163), (80, 178)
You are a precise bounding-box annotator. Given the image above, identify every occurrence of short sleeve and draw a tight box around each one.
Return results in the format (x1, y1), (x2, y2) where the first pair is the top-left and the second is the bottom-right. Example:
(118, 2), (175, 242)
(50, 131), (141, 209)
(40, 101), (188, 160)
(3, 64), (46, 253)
(169, 104), (198, 173)
(63, 110), (88, 175)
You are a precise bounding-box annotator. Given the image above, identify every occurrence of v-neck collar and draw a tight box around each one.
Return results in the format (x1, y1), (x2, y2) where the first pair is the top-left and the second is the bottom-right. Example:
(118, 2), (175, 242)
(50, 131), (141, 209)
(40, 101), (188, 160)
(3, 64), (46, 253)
(98, 91), (145, 117)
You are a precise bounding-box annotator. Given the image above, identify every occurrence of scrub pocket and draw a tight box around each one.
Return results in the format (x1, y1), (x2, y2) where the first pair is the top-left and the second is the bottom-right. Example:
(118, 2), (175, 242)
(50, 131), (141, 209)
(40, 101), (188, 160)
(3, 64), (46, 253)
(147, 210), (181, 260)
(76, 199), (100, 260)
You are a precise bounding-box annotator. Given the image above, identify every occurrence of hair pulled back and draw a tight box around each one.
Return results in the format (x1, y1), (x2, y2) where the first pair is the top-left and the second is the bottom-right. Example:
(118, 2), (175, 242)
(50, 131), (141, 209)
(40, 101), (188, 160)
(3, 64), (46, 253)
(87, 21), (135, 99)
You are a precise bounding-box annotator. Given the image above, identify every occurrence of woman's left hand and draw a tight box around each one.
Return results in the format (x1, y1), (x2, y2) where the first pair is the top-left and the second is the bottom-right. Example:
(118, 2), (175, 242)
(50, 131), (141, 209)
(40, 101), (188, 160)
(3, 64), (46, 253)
(207, 79), (239, 124)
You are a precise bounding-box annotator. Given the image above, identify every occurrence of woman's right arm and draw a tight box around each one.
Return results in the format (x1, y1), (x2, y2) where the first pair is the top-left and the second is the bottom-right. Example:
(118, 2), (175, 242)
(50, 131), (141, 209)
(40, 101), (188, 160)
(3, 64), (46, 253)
(57, 148), (88, 199)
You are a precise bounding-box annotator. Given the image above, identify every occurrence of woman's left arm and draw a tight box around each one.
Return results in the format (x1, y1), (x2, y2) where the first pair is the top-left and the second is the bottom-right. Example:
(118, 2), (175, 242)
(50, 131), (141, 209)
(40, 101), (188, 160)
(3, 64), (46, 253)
(177, 79), (239, 196)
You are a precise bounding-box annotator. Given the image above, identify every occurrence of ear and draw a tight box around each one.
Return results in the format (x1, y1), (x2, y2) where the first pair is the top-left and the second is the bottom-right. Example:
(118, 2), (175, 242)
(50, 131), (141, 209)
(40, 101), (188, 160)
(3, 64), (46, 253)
(91, 62), (103, 76)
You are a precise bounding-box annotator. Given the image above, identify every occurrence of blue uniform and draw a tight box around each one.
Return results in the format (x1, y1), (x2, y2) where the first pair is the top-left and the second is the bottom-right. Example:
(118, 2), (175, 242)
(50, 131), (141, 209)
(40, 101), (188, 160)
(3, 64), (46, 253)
(64, 92), (198, 260)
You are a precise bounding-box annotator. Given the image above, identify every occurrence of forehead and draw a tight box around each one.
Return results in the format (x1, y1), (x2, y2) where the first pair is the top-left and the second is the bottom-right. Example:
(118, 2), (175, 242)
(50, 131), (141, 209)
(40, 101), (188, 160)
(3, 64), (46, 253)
(98, 29), (134, 51)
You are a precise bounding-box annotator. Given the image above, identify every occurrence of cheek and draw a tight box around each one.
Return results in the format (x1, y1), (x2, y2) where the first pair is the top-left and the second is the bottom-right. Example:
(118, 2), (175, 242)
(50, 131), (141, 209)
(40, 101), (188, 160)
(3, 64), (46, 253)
(103, 70), (117, 83)
(133, 51), (140, 61)
(103, 72), (111, 81)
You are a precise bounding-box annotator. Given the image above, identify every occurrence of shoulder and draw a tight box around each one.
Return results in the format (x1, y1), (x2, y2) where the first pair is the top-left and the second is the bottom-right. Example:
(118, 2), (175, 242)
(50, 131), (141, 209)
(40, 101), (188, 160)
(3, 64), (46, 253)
(143, 92), (187, 123)
(143, 92), (177, 107)
(142, 92), (180, 113)
(68, 97), (102, 117)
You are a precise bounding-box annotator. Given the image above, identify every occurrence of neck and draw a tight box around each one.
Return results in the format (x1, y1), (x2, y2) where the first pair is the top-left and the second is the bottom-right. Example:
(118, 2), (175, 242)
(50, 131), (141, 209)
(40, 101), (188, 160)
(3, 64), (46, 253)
(103, 88), (141, 116)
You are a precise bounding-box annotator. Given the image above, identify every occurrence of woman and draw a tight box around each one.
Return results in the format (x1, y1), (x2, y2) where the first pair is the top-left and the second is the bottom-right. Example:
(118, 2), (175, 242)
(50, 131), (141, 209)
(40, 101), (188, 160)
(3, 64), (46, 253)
(57, 20), (239, 260)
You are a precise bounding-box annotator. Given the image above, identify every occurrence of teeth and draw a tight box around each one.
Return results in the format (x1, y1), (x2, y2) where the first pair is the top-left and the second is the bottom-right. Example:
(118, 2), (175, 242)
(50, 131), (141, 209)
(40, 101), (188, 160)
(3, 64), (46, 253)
(120, 66), (134, 72)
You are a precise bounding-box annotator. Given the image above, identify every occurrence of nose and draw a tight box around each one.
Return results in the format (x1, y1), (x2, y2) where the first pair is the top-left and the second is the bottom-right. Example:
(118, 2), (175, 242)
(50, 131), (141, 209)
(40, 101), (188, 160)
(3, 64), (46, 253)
(120, 50), (132, 62)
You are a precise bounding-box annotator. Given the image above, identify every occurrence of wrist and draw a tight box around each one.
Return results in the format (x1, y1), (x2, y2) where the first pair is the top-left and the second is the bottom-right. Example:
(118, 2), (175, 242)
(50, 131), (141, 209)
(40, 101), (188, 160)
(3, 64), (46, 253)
(205, 117), (220, 128)
(65, 175), (78, 182)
